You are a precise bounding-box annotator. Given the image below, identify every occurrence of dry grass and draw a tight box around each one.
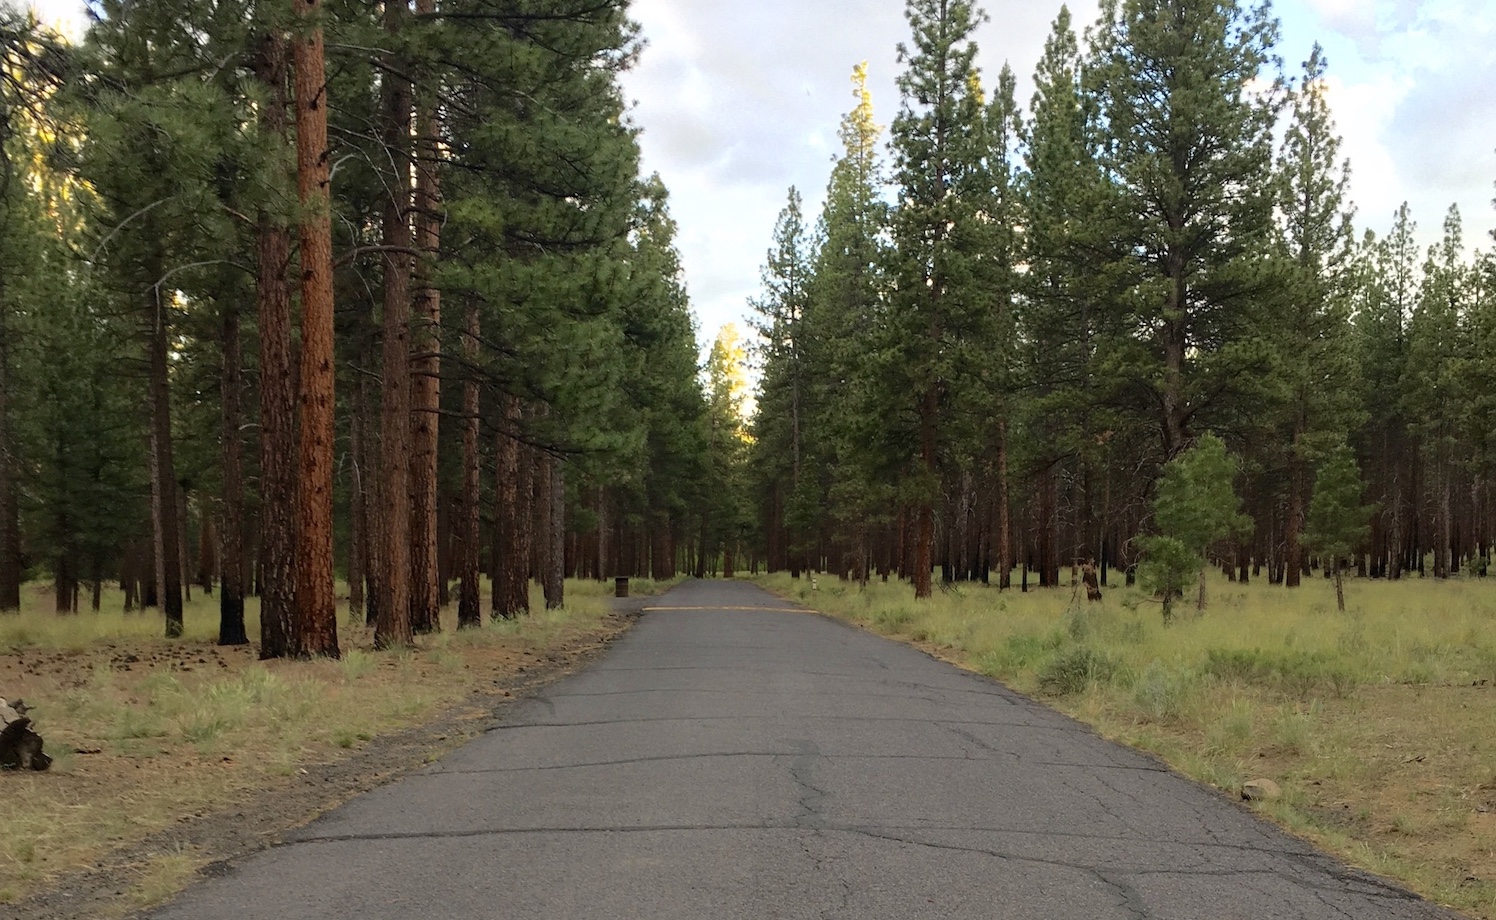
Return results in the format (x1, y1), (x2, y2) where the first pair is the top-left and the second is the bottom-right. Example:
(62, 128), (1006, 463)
(757, 569), (1496, 919)
(0, 576), (672, 909)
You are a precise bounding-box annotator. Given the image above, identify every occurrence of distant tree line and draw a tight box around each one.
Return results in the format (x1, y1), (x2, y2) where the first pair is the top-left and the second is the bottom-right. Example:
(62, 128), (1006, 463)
(749, 0), (1496, 599)
(0, 0), (732, 654)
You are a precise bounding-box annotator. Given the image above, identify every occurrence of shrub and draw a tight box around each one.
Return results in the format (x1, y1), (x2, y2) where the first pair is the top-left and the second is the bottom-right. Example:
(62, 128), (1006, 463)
(1131, 661), (1196, 722)
(872, 606), (914, 632)
(1038, 647), (1119, 696)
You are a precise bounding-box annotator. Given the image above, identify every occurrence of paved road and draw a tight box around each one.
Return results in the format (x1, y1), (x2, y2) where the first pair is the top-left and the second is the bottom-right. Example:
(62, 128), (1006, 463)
(153, 580), (1457, 919)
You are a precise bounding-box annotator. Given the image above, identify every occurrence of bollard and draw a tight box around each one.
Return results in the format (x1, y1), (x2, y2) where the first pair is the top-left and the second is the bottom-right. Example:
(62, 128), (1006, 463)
(614, 576), (629, 598)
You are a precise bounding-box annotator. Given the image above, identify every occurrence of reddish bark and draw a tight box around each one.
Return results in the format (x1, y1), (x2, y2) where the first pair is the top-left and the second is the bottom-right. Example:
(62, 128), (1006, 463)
(255, 30), (298, 660)
(408, 0), (443, 635)
(457, 301), (482, 628)
(375, 0), (414, 649)
(292, 0), (340, 659)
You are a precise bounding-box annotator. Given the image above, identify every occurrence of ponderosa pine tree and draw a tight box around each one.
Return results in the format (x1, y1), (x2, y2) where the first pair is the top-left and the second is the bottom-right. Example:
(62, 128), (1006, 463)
(1405, 207), (1468, 579)
(291, 0), (339, 659)
(1272, 44), (1360, 588)
(1303, 444), (1373, 611)
(1086, 0), (1282, 458)
(1352, 207), (1419, 578)
(887, 0), (989, 599)
(375, 0), (415, 649)
(750, 188), (815, 576)
(803, 62), (891, 583)
(1142, 434), (1251, 618)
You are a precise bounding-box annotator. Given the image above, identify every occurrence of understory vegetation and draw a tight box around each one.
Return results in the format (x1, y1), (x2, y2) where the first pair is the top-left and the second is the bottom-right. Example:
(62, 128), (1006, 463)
(0, 577), (668, 910)
(758, 571), (1496, 919)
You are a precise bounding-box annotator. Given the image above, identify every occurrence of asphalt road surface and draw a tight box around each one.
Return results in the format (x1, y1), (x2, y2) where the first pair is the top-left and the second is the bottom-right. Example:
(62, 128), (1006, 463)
(152, 580), (1459, 919)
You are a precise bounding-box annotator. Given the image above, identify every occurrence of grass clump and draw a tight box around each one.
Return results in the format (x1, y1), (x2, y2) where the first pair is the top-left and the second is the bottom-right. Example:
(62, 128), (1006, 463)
(1037, 646), (1120, 696)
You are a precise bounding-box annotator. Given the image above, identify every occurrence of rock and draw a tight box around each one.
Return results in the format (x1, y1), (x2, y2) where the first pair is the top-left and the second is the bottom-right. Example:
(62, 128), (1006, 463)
(1241, 778), (1281, 801)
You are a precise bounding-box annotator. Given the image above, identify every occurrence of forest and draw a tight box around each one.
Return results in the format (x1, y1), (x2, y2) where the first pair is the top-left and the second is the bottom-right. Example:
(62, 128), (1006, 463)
(747, 0), (1496, 603)
(0, 0), (742, 656)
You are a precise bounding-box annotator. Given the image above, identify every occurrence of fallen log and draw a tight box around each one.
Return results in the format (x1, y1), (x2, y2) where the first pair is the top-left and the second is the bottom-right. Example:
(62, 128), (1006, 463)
(0, 697), (52, 771)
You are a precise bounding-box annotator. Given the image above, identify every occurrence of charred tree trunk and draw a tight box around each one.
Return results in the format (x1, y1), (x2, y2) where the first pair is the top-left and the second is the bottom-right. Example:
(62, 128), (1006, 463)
(292, 0), (340, 659)
(218, 294), (247, 645)
(375, 0), (414, 649)
(255, 32), (298, 660)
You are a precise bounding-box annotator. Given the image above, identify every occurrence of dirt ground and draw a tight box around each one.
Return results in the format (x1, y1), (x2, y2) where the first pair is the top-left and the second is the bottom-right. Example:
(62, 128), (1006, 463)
(0, 597), (646, 920)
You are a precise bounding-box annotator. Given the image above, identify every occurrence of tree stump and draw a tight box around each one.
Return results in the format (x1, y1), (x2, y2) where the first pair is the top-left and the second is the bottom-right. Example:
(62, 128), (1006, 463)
(0, 698), (52, 771)
(1081, 561), (1103, 602)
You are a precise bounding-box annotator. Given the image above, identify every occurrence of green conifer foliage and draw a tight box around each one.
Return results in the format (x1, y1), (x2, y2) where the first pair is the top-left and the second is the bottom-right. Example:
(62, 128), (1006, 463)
(1303, 445), (1373, 611)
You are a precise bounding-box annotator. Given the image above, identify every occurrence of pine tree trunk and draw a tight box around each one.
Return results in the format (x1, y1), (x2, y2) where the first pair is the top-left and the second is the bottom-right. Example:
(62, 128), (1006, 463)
(408, 0), (442, 635)
(375, 0), (415, 649)
(544, 461), (564, 609)
(348, 362), (368, 623)
(0, 293), (20, 612)
(914, 382), (937, 599)
(292, 0), (340, 659)
(1285, 426), (1304, 588)
(145, 258), (185, 639)
(178, 486), (192, 604)
(219, 294), (247, 645)
(494, 396), (529, 619)
(457, 301), (481, 628)
(255, 31), (298, 660)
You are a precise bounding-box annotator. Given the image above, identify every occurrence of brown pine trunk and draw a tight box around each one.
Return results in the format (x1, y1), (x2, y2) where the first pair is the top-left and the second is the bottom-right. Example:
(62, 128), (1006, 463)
(0, 294), (19, 612)
(255, 31), (298, 660)
(54, 547), (76, 614)
(145, 256), (185, 638)
(348, 361), (369, 623)
(375, 0), (414, 649)
(292, 0), (340, 659)
(196, 511), (215, 595)
(218, 291), (245, 643)
(494, 396), (530, 619)
(544, 460), (565, 609)
(122, 541), (138, 613)
(1285, 426), (1304, 587)
(219, 293), (247, 644)
(996, 417), (1011, 590)
(408, 0), (442, 635)
(178, 487), (192, 604)
(914, 382), (937, 599)
(457, 301), (482, 628)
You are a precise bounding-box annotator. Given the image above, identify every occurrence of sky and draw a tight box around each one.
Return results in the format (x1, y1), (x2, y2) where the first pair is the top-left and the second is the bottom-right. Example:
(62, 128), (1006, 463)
(15, 0), (1496, 349)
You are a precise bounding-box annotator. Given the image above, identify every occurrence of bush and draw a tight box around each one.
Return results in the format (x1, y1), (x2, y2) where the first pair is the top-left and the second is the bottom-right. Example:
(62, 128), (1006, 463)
(872, 606), (914, 632)
(1037, 647), (1119, 696)
(1131, 661), (1196, 722)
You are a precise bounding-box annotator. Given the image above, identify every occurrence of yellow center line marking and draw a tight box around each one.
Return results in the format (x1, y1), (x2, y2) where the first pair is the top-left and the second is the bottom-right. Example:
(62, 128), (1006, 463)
(641, 606), (809, 613)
